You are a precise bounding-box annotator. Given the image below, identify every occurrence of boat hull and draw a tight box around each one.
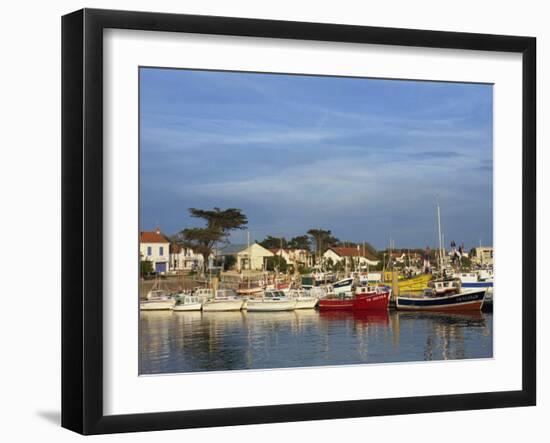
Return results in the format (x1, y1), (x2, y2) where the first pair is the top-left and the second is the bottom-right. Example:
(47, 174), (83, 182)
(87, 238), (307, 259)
(140, 299), (175, 311)
(396, 289), (485, 311)
(246, 300), (297, 312)
(318, 298), (355, 310)
(294, 298), (318, 309)
(353, 292), (391, 310)
(202, 300), (244, 312)
(172, 303), (202, 311)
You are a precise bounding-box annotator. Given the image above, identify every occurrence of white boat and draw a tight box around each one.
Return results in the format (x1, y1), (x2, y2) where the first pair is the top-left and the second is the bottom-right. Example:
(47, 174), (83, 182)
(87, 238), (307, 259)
(202, 289), (244, 312)
(140, 289), (175, 311)
(288, 289), (318, 309)
(302, 285), (328, 299)
(246, 290), (297, 312)
(454, 271), (493, 293)
(193, 287), (214, 300)
(172, 294), (202, 311)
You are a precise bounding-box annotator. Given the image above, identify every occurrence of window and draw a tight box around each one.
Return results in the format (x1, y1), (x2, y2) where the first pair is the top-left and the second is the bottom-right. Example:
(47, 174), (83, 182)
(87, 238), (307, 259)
(147, 246), (152, 256)
(159, 246), (164, 256)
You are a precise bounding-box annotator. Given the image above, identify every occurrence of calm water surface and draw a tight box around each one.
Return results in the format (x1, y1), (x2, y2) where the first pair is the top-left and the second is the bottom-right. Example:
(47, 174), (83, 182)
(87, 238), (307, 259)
(139, 308), (493, 374)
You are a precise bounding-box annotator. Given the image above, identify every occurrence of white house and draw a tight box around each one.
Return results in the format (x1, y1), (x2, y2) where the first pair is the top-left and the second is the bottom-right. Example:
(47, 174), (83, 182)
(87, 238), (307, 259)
(140, 228), (170, 274)
(323, 246), (380, 269)
(169, 244), (204, 271)
(218, 243), (274, 271)
(268, 248), (313, 267)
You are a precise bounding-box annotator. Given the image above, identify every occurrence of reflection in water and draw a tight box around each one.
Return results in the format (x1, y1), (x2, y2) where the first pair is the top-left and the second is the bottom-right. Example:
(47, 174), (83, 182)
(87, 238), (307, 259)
(139, 310), (493, 374)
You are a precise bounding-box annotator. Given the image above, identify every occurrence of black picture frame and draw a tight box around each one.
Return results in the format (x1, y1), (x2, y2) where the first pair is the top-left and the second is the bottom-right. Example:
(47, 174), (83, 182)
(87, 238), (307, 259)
(61, 8), (536, 435)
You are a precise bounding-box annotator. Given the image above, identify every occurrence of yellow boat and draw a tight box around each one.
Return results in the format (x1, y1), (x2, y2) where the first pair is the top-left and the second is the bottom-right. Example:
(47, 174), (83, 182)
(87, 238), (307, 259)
(384, 272), (432, 292)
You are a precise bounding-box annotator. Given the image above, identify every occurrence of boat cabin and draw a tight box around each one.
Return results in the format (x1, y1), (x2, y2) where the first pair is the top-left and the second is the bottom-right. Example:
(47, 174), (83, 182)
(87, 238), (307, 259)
(430, 279), (461, 295)
(263, 290), (288, 300)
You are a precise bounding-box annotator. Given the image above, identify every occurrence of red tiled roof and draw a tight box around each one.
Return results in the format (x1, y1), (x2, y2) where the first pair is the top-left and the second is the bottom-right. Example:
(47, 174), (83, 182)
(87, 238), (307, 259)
(328, 246), (378, 261)
(140, 231), (170, 243)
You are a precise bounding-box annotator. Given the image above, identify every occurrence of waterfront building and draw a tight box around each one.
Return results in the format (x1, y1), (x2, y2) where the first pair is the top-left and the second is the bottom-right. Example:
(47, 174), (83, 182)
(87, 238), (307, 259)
(218, 243), (274, 271)
(323, 246), (380, 269)
(169, 244), (204, 272)
(268, 248), (313, 267)
(140, 227), (170, 274)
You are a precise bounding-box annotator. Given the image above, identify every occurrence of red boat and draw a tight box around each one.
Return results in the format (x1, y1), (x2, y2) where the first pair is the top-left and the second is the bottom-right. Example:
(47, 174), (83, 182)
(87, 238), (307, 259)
(318, 294), (355, 310)
(318, 285), (391, 311)
(353, 291), (391, 310)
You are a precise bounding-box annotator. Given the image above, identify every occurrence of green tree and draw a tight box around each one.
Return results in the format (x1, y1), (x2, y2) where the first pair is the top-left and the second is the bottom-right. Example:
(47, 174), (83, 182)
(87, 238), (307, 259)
(307, 229), (339, 257)
(259, 235), (287, 250)
(265, 255), (288, 273)
(287, 235), (311, 251)
(140, 259), (153, 277)
(176, 207), (248, 274)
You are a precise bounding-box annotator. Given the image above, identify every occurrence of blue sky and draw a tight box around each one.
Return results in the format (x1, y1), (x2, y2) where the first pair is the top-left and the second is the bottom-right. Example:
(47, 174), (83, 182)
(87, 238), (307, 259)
(140, 68), (493, 250)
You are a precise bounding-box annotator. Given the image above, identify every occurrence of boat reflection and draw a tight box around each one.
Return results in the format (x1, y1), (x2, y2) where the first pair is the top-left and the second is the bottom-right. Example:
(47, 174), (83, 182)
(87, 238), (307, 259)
(318, 309), (390, 325)
(393, 310), (489, 361)
(139, 308), (493, 374)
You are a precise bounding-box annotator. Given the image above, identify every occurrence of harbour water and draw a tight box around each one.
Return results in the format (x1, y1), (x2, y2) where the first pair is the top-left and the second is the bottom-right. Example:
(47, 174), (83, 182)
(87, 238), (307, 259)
(139, 307), (493, 374)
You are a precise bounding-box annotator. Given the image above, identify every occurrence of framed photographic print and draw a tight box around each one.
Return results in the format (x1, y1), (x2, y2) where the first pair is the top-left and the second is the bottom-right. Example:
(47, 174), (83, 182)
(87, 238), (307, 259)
(61, 8), (536, 435)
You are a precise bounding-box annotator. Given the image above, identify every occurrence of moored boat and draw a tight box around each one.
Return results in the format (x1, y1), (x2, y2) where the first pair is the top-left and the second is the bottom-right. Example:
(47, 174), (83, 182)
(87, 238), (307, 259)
(246, 290), (297, 312)
(288, 289), (318, 309)
(140, 289), (175, 311)
(353, 285), (391, 310)
(172, 294), (202, 311)
(396, 288), (486, 311)
(202, 289), (244, 312)
(318, 291), (355, 310)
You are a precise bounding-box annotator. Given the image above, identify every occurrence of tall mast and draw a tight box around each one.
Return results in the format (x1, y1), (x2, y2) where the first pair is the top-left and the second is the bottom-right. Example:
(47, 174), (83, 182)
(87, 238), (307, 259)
(436, 198), (443, 271)
(247, 230), (251, 288)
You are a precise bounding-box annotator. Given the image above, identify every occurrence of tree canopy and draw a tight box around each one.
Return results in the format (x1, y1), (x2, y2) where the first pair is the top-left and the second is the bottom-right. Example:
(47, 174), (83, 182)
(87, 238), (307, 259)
(259, 235), (287, 250)
(288, 235), (311, 251)
(307, 229), (340, 256)
(177, 207), (248, 273)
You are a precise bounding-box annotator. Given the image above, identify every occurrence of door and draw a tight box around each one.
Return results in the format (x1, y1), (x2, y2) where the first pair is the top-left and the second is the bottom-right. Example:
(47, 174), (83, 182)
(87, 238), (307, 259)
(155, 262), (167, 274)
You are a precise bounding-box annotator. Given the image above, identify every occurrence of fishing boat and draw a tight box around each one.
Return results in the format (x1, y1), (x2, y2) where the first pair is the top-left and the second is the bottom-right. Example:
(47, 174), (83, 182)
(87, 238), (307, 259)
(288, 289), (318, 309)
(246, 290), (297, 312)
(318, 291), (355, 310)
(353, 285), (391, 310)
(396, 288), (486, 311)
(172, 294), (202, 311)
(202, 289), (244, 312)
